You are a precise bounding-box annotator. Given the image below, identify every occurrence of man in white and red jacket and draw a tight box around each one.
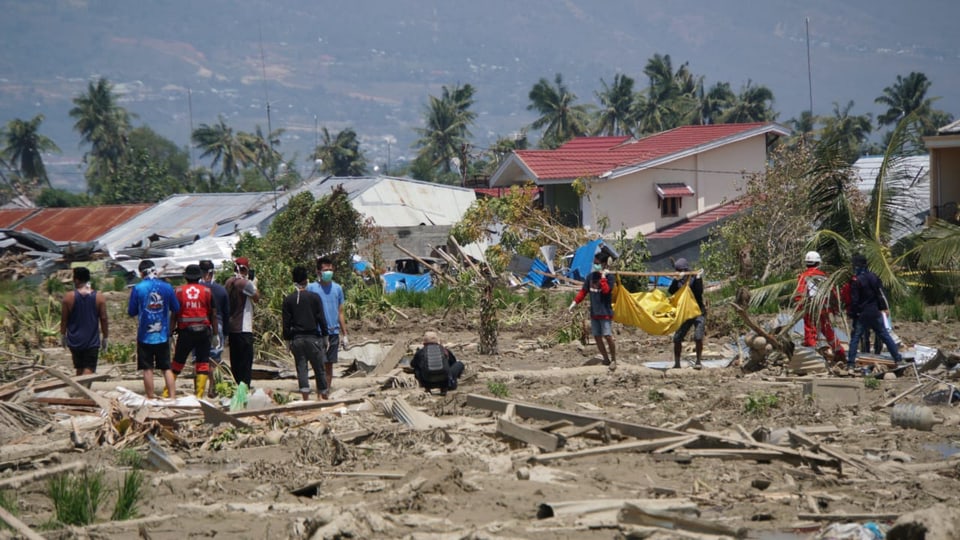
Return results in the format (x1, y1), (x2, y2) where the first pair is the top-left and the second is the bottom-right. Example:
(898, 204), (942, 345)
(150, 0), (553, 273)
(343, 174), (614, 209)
(569, 254), (616, 371)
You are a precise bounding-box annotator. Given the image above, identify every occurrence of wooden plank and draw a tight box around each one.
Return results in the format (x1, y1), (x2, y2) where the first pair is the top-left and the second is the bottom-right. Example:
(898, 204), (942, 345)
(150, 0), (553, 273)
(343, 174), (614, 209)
(879, 381), (932, 409)
(0, 461), (87, 489)
(31, 396), (99, 408)
(529, 435), (693, 464)
(555, 420), (607, 440)
(0, 438), (76, 467)
(688, 429), (838, 467)
(0, 504), (45, 540)
(199, 400), (251, 428)
(0, 372), (110, 400)
(797, 512), (899, 522)
(370, 341), (408, 377)
(540, 419), (574, 432)
(786, 429), (883, 480)
(324, 471), (405, 479)
(497, 417), (563, 452)
(681, 448), (790, 461)
(652, 435), (700, 454)
(226, 396), (364, 419)
(43, 367), (112, 412)
(619, 502), (748, 538)
(466, 394), (685, 440)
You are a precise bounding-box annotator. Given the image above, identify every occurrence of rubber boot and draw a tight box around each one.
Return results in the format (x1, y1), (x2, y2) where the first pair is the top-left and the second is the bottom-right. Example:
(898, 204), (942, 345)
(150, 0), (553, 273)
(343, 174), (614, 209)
(195, 374), (209, 399)
(162, 373), (178, 398)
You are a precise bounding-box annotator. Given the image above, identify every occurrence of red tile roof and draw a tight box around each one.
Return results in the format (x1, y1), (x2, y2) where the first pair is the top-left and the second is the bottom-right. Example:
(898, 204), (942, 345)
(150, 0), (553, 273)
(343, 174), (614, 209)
(646, 200), (745, 239)
(4, 205), (151, 242)
(656, 183), (695, 198)
(514, 123), (776, 180)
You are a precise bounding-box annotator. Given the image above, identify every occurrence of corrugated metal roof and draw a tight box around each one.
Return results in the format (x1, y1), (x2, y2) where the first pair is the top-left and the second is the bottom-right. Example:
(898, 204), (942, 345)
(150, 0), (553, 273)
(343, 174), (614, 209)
(0, 208), (40, 229)
(301, 176), (477, 227)
(96, 192), (281, 255)
(851, 155), (929, 240)
(938, 118), (960, 134)
(10, 205), (151, 242)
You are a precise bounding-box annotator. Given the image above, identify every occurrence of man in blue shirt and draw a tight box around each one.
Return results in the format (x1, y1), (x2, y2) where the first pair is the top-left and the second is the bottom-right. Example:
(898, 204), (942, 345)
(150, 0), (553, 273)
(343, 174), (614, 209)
(128, 260), (180, 399)
(306, 256), (349, 391)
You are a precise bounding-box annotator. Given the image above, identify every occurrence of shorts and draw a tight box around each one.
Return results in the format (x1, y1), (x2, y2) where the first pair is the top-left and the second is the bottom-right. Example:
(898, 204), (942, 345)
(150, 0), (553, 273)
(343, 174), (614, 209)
(137, 342), (171, 371)
(323, 334), (341, 364)
(70, 347), (99, 373)
(591, 319), (613, 337)
(673, 315), (706, 344)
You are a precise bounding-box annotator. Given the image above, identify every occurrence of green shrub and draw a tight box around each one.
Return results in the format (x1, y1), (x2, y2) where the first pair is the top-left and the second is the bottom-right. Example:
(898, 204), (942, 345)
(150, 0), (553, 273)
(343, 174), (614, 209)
(111, 470), (144, 521)
(894, 293), (926, 322)
(647, 389), (664, 402)
(112, 275), (127, 291)
(45, 277), (67, 295)
(0, 490), (17, 529)
(100, 342), (135, 364)
(864, 377), (881, 390)
(47, 470), (106, 526)
(744, 392), (779, 416)
(116, 448), (142, 469)
(487, 381), (509, 398)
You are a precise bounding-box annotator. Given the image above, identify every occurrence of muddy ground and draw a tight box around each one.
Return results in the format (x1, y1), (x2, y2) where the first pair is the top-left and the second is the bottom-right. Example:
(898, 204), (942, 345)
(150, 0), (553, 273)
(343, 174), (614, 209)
(4, 290), (960, 539)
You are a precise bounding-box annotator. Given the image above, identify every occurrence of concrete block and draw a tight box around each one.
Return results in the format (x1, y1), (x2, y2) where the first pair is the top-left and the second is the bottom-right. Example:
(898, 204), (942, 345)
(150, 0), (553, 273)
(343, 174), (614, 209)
(802, 378), (864, 408)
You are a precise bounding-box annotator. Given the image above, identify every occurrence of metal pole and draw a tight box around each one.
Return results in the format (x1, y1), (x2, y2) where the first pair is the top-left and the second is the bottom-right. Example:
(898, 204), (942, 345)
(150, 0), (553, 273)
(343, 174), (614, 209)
(805, 17), (814, 113)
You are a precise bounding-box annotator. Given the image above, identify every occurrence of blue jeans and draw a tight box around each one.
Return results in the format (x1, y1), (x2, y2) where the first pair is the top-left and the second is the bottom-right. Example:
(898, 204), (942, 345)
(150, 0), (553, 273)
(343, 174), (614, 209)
(848, 313), (901, 367)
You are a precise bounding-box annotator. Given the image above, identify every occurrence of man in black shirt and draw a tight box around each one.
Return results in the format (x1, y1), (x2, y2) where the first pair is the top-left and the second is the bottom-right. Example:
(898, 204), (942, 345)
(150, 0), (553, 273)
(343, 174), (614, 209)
(668, 258), (706, 369)
(282, 266), (329, 400)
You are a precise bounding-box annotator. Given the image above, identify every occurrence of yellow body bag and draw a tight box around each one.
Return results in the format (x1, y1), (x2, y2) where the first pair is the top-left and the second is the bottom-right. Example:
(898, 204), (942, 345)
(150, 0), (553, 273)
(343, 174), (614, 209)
(611, 275), (702, 335)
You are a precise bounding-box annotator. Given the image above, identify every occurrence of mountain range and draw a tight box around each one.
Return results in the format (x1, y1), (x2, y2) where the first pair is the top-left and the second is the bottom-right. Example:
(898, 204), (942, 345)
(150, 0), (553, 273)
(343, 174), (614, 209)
(2, 0), (958, 190)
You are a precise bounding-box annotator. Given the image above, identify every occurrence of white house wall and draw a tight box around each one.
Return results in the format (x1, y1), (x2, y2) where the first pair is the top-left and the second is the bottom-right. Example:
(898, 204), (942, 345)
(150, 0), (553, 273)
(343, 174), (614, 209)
(584, 137), (762, 236)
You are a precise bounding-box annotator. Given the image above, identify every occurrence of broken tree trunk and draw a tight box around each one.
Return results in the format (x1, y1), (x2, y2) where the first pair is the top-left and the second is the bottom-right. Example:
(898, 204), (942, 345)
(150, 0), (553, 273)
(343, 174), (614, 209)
(731, 303), (794, 357)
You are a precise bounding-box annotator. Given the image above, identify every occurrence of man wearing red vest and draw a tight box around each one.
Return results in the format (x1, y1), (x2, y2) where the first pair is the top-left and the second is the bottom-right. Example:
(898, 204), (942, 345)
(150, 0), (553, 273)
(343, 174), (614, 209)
(794, 251), (845, 362)
(171, 264), (217, 398)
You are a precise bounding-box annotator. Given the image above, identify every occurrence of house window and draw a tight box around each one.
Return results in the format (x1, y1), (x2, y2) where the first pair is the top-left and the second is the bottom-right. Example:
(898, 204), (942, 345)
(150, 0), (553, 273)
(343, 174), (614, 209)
(660, 196), (681, 217)
(655, 182), (694, 218)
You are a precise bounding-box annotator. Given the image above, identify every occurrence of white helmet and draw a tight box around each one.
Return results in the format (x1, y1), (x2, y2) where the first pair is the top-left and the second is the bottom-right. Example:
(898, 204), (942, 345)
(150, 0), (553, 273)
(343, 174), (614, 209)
(804, 251), (821, 265)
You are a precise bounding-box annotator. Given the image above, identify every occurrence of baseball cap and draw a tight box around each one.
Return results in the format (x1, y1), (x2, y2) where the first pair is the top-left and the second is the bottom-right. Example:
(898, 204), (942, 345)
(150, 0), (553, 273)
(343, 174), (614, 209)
(674, 258), (690, 271)
(234, 257), (249, 268)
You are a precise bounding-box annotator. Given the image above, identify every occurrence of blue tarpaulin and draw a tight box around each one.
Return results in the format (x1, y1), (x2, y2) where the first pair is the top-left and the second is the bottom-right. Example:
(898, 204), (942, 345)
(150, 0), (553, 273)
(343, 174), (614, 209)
(568, 239), (604, 281)
(523, 259), (553, 288)
(382, 272), (433, 293)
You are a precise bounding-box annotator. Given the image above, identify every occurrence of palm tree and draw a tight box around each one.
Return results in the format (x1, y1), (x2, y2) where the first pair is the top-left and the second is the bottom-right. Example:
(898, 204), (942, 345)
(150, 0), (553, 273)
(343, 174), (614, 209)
(2, 114), (60, 189)
(191, 116), (254, 184)
(818, 101), (873, 165)
(786, 110), (819, 147)
(415, 83), (477, 174)
(239, 125), (286, 188)
(593, 73), (636, 136)
(527, 74), (592, 148)
(693, 81), (735, 126)
(633, 54), (698, 134)
(69, 78), (133, 192)
(312, 127), (367, 177)
(720, 80), (776, 123)
(875, 72), (933, 128)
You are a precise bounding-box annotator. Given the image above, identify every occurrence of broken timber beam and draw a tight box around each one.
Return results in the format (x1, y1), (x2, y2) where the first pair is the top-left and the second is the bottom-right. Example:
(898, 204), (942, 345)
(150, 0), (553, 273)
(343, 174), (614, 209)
(392, 242), (458, 285)
(369, 341), (408, 377)
(619, 502), (748, 539)
(0, 372), (109, 401)
(199, 400), (252, 428)
(529, 435), (694, 464)
(0, 505), (44, 540)
(43, 367), (113, 412)
(497, 417), (564, 452)
(687, 429), (838, 468)
(466, 394), (685, 440)
(0, 461), (88, 489)
(797, 512), (899, 522)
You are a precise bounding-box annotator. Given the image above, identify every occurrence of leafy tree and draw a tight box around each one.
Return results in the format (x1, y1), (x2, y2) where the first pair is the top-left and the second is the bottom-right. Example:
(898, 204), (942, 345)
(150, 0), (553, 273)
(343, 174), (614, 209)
(191, 116), (253, 185)
(818, 101), (873, 165)
(239, 125), (286, 190)
(700, 144), (822, 285)
(2, 114), (60, 190)
(593, 74), (636, 136)
(312, 127), (368, 177)
(720, 80), (776, 123)
(527, 73), (592, 148)
(128, 126), (189, 181)
(102, 147), (179, 204)
(36, 188), (94, 208)
(69, 78), (134, 194)
(414, 83), (477, 175)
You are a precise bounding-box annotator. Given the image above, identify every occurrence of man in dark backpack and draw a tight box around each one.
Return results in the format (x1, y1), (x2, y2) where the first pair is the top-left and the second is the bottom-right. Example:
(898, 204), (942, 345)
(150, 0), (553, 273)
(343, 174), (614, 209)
(411, 331), (464, 395)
